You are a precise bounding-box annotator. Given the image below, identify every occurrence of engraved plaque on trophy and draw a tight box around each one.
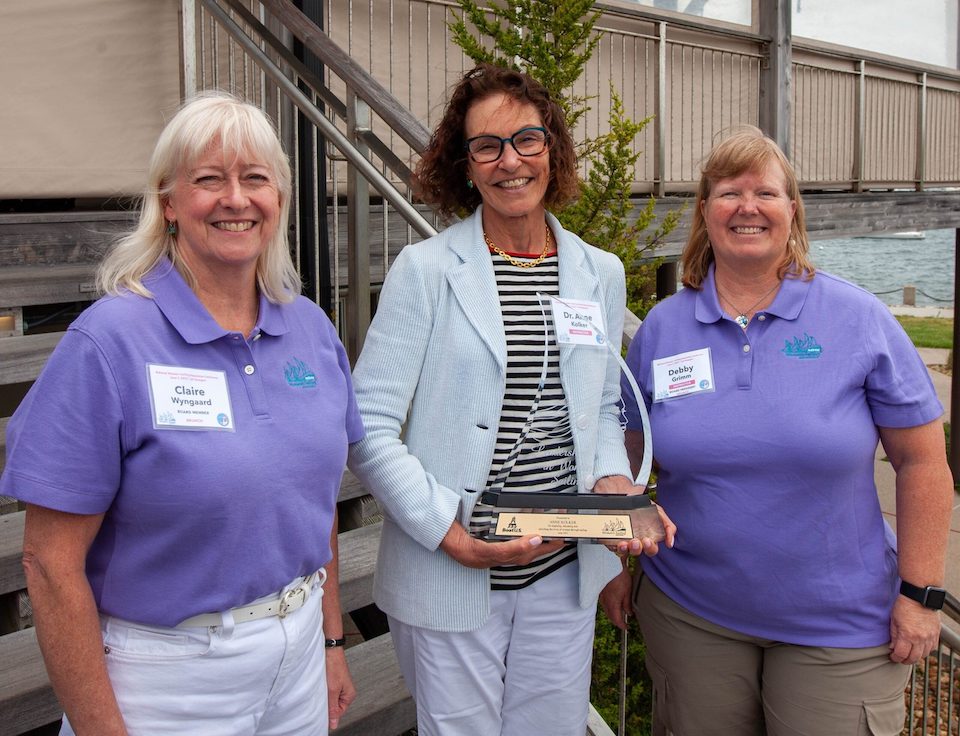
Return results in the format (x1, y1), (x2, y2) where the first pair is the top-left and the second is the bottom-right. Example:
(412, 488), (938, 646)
(480, 490), (665, 542)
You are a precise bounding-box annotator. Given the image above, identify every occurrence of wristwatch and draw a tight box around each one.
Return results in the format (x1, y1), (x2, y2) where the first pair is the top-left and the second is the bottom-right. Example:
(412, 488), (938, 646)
(899, 580), (947, 610)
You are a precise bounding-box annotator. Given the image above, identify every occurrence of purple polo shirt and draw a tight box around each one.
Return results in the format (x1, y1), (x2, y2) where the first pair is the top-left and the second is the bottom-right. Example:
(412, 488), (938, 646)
(1, 260), (364, 627)
(623, 266), (942, 647)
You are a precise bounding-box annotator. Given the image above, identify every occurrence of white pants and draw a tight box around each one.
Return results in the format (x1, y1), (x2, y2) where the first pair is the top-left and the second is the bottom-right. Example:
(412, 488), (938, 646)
(389, 559), (596, 736)
(62, 573), (328, 736)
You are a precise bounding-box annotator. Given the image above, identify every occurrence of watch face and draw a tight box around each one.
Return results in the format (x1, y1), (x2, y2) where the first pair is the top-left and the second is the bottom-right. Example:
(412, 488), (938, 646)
(926, 587), (947, 610)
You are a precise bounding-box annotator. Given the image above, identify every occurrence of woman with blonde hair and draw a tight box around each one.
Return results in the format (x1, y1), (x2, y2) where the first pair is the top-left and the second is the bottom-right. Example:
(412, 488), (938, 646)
(604, 126), (953, 735)
(2, 92), (361, 734)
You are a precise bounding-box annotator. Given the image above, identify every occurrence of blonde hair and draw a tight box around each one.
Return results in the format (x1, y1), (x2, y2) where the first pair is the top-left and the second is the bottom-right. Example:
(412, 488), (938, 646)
(98, 91), (300, 303)
(681, 126), (814, 289)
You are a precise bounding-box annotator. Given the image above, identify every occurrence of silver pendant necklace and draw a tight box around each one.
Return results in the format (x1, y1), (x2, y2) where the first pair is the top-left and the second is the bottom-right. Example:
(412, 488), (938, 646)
(717, 281), (780, 330)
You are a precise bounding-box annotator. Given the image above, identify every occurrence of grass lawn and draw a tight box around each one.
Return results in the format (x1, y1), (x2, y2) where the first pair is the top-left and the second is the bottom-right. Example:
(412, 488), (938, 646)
(896, 315), (954, 349)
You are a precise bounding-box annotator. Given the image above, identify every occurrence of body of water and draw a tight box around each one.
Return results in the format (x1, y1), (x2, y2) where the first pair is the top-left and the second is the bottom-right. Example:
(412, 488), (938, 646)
(811, 229), (956, 308)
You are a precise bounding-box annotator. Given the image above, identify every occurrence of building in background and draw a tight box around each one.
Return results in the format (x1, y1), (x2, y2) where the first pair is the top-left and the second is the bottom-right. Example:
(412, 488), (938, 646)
(640, 0), (958, 68)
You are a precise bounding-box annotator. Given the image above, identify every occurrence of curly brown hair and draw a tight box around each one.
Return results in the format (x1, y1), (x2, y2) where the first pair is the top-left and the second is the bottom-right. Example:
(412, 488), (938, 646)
(414, 64), (579, 218)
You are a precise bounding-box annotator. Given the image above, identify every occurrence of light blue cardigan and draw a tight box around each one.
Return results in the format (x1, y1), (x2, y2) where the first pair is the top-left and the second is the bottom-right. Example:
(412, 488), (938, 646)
(348, 207), (631, 632)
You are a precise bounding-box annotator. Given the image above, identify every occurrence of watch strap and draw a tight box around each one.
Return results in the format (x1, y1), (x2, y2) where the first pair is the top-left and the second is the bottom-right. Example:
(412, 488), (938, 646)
(324, 637), (346, 648)
(900, 580), (946, 610)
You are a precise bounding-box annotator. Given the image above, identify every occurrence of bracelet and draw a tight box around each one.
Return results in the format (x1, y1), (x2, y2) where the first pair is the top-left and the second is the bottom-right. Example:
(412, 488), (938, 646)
(324, 637), (346, 648)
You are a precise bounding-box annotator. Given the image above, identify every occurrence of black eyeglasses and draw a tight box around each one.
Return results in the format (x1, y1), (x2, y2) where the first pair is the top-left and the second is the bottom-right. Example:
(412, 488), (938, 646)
(464, 127), (550, 163)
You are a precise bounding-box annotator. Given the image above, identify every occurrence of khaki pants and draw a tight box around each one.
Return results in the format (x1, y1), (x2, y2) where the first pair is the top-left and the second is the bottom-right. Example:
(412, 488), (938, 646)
(633, 575), (910, 736)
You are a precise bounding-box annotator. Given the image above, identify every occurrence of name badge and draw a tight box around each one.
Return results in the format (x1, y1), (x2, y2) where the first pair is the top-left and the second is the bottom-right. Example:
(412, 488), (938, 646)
(651, 348), (715, 402)
(549, 297), (606, 347)
(147, 364), (235, 431)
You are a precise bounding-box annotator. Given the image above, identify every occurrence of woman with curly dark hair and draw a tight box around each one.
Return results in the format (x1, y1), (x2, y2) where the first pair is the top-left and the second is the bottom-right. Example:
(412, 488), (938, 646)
(348, 63), (674, 735)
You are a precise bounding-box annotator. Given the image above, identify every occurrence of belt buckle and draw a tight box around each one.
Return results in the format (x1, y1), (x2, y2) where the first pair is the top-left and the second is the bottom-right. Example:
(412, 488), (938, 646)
(277, 580), (308, 619)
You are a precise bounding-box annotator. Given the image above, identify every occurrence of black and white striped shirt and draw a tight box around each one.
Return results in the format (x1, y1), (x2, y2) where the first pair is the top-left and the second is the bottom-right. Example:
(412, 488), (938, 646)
(468, 250), (578, 589)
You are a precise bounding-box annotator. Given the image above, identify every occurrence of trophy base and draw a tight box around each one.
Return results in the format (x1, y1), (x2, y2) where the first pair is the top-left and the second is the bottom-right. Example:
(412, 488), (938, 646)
(490, 505), (664, 542)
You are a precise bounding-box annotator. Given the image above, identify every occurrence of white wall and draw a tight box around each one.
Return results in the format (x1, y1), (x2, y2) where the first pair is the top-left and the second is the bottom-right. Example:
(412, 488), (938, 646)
(0, 0), (182, 198)
(632, 0), (752, 25)
(794, 0), (958, 68)
(627, 0), (958, 68)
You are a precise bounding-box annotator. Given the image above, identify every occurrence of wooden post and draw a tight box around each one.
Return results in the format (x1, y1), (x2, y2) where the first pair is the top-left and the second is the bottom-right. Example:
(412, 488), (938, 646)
(758, 0), (791, 156)
(853, 60), (866, 192)
(917, 73), (927, 192)
(346, 91), (372, 362)
(903, 285), (916, 306)
(179, 0), (197, 99)
(655, 21), (667, 198)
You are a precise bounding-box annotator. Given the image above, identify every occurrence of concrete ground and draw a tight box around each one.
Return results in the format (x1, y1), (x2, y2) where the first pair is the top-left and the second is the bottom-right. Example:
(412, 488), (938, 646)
(888, 305), (954, 319)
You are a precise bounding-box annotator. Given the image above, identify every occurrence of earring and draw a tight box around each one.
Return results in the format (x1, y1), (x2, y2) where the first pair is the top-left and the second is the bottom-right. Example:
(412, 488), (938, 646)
(167, 221), (177, 236)
(466, 179), (474, 189)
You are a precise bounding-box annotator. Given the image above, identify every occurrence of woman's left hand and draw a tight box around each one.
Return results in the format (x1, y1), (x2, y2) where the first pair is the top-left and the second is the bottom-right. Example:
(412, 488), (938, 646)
(593, 474), (677, 556)
(879, 421), (953, 665)
(600, 566), (633, 630)
(889, 596), (941, 664)
(325, 646), (356, 730)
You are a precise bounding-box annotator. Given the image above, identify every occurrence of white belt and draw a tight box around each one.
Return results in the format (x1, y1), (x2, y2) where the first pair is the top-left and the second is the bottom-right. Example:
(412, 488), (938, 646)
(177, 571), (322, 628)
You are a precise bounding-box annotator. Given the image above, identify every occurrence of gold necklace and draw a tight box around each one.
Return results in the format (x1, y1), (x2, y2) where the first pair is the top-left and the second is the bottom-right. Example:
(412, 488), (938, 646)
(484, 225), (552, 268)
(717, 281), (781, 329)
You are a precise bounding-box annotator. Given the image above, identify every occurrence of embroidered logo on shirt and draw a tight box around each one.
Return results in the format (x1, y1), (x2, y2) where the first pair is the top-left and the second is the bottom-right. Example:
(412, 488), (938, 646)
(284, 358), (318, 388)
(781, 333), (823, 360)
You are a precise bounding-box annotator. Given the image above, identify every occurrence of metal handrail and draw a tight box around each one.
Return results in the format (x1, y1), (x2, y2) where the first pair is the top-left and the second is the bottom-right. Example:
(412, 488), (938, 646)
(311, 0), (960, 192)
(905, 593), (960, 735)
(199, 0), (436, 240)
(214, 0), (426, 196)
(258, 0), (432, 154)
(937, 592), (960, 659)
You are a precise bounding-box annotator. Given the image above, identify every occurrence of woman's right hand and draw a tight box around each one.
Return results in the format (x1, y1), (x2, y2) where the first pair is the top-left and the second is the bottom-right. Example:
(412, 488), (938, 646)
(23, 505), (129, 735)
(438, 521), (565, 569)
(600, 566), (633, 631)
